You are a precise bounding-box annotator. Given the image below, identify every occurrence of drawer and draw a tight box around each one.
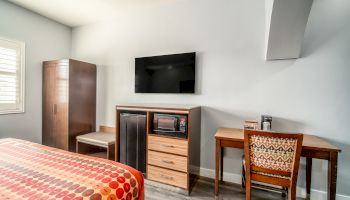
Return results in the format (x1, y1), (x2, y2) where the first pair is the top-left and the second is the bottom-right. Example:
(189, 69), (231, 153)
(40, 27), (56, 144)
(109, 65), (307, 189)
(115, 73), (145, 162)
(148, 135), (188, 156)
(147, 165), (188, 189)
(148, 150), (187, 172)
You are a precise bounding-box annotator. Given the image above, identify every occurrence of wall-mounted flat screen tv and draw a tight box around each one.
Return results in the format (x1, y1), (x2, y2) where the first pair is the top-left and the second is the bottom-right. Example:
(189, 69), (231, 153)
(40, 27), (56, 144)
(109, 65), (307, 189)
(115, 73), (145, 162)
(135, 52), (195, 93)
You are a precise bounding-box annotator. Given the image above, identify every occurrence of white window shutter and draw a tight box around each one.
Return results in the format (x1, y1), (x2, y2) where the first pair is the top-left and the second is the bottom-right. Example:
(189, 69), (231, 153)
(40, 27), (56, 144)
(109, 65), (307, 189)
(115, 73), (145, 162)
(0, 37), (25, 114)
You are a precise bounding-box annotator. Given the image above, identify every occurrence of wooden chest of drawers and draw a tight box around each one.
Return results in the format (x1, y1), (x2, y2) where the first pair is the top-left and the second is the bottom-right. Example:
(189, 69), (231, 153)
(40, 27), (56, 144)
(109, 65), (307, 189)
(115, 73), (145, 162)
(147, 135), (189, 189)
(116, 104), (201, 193)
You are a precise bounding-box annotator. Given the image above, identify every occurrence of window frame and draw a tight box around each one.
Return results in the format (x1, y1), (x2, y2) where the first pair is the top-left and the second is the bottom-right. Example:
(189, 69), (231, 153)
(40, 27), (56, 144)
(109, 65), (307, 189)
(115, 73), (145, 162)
(0, 36), (25, 115)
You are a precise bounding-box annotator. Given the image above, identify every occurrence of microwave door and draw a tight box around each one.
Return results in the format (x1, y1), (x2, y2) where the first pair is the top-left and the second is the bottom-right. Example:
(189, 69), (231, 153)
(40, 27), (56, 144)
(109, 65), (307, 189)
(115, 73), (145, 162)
(158, 118), (177, 131)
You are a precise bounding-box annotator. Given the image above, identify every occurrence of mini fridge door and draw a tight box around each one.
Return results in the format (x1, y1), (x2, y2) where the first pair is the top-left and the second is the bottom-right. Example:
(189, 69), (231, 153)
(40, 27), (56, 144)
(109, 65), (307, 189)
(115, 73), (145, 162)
(120, 113), (146, 173)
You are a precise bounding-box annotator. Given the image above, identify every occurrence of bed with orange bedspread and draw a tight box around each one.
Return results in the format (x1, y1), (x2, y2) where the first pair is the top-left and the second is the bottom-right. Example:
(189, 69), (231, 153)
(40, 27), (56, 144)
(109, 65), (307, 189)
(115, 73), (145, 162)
(0, 138), (144, 200)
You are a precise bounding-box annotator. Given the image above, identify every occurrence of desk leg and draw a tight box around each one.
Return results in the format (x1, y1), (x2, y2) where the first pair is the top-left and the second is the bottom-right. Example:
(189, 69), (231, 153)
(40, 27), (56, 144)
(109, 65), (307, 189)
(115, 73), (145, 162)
(215, 139), (221, 196)
(328, 152), (338, 200)
(220, 147), (224, 182)
(306, 157), (312, 199)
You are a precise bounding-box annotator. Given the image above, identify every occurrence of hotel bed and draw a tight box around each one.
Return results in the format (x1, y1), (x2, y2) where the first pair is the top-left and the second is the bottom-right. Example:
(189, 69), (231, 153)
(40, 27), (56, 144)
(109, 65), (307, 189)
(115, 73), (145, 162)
(0, 138), (144, 200)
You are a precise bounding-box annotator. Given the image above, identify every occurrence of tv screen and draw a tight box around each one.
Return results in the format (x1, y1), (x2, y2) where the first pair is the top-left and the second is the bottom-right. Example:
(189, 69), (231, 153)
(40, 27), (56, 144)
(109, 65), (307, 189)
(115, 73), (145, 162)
(135, 52), (195, 93)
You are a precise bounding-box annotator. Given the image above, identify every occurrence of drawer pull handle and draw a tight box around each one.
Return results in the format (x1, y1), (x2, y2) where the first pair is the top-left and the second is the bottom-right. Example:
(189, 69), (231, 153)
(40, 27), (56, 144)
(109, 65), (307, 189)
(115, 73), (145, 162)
(161, 174), (173, 180)
(161, 144), (175, 148)
(162, 160), (174, 164)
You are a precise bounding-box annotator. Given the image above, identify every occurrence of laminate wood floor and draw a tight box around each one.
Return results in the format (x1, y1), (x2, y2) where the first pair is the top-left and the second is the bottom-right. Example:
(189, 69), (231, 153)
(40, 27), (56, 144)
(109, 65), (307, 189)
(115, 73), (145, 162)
(144, 178), (304, 200)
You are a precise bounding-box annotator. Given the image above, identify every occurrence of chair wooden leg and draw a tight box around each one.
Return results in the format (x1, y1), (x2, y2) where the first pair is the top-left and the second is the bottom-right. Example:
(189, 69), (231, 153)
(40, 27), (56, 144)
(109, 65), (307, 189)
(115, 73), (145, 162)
(242, 164), (246, 188)
(245, 180), (251, 200)
(242, 155), (246, 189)
(282, 187), (287, 197)
(288, 185), (296, 200)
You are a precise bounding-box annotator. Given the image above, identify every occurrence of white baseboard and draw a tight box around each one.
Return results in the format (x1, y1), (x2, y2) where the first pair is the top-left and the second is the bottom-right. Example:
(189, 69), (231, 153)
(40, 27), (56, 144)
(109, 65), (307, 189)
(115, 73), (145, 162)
(198, 166), (242, 183)
(197, 167), (350, 200)
(296, 187), (350, 200)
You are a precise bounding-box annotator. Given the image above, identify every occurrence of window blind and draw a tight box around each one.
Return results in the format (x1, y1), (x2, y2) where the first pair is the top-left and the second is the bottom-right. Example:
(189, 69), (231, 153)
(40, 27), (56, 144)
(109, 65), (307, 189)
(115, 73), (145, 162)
(0, 37), (25, 114)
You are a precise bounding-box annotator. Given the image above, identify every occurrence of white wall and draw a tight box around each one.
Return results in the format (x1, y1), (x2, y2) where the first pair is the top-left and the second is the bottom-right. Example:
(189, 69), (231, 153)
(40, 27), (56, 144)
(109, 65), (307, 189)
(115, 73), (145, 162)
(0, 0), (71, 143)
(71, 0), (350, 197)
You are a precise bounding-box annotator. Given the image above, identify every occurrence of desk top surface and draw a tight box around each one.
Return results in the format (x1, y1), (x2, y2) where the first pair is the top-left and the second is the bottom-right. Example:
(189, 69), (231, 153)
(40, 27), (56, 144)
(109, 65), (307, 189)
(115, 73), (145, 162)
(215, 127), (341, 152)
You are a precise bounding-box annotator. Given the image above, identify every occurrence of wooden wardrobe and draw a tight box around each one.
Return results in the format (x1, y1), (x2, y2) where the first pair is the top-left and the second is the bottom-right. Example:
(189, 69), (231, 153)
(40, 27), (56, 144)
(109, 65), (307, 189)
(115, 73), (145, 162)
(42, 59), (96, 152)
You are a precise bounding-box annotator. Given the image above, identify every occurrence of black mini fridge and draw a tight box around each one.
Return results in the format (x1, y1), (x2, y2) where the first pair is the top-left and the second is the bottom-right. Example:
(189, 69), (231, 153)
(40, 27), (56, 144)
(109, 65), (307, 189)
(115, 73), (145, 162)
(119, 113), (146, 173)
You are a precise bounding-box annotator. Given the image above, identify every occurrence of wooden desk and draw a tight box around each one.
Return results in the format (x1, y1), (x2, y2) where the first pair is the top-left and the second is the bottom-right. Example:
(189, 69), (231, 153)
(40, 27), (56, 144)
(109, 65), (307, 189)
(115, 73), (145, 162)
(214, 128), (341, 200)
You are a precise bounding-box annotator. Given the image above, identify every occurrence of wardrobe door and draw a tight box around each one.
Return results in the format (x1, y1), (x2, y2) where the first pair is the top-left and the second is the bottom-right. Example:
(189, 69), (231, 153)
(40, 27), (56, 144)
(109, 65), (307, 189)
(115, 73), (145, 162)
(54, 61), (69, 150)
(43, 60), (69, 150)
(68, 60), (96, 152)
(42, 64), (57, 148)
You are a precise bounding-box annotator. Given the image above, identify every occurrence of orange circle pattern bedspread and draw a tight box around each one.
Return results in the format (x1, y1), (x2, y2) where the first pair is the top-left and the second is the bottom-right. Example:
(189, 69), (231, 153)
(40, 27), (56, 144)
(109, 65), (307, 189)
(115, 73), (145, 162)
(0, 138), (144, 200)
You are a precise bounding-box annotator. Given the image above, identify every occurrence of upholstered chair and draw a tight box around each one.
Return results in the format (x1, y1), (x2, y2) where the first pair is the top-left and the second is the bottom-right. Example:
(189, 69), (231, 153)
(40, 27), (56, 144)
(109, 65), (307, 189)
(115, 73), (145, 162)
(243, 130), (303, 200)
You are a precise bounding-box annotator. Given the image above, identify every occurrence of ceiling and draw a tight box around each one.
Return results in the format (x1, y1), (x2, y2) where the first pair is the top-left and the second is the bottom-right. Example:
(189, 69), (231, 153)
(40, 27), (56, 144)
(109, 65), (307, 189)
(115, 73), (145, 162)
(8, 0), (171, 27)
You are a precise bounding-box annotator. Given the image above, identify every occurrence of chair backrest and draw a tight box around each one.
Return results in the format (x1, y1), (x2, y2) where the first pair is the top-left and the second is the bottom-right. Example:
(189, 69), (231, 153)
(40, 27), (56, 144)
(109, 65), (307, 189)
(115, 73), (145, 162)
(244, 129), (303, 186)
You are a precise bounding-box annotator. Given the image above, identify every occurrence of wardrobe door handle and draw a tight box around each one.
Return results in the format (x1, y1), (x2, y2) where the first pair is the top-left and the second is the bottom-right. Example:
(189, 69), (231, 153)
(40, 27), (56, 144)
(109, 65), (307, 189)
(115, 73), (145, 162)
(53, 104), (57, 114)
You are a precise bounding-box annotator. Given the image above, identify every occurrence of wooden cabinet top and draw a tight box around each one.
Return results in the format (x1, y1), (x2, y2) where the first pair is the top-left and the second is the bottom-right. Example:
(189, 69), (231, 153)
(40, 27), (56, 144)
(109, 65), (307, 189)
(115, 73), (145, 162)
(43, 59), (96, 66)
(116, 103), (200, 111)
